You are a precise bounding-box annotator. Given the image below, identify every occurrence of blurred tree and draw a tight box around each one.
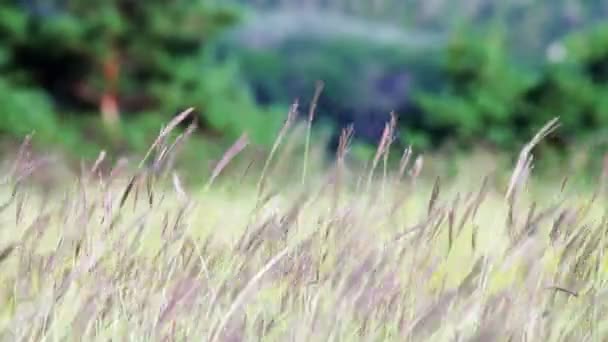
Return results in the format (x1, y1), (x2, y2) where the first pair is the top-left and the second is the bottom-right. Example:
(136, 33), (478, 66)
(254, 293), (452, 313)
(3, 0), (608, 160)
(414, 21), (608, 153)
(415, 28), (538, 149)
(0, 1), (284, 154)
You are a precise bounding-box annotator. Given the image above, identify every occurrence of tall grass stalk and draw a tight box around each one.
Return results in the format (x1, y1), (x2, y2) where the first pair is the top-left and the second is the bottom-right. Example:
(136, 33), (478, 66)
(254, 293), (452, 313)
(302, 81), (324, 186)
(257, 100), (299, 200)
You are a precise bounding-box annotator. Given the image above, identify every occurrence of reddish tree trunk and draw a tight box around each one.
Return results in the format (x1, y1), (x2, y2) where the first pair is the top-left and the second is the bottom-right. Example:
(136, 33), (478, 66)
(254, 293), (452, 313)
(101, 50), (120, 125)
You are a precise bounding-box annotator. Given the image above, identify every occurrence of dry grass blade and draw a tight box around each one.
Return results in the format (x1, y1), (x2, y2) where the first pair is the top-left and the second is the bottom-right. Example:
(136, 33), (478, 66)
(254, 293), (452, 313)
(3, 105), (608, 341)
(138, 107), (194, 169)
(172, 172), (188, 202)
(407, 290), (457, 339)
(506, 117), (560, 200)
(522, 202), (537, 236)
(560, 176), (569, 194)
(146, 172), (155, 207)
(156, 277), (201, 331)
(471, 176), (489, 221)
(308, 81), (324, 123)
(160, 121), (198, 173)
(372, 122), (391, 171)
(302, 80), (325, 185)
(15, 191), (25, 225)
(257, 100), (299, 198)
(428, 176), (441, 216)
(392, 216), (433, 242)
(468, 304), (508, 342)
(208, 246), (291, 342)
(119, 175), (137, 210)
(545, 285), (579, 298)
(448, 209), (454, 253)
(443, 193), (461, 249)
(425, 209), (447, 242)
(330, 125), (354, 215)
(382, 112), (398, 194)
(559, 226), (587, 265)
(205, 133), (249, 191)
(367, 118), (393, 189)
(455, 198), (475, 238)
(90, 150), (107, 175)
(526, 202), (564, 235)
(0, 243), (16, 265)
(5, 133), (34, 182)
(21, 214), (51, 245)
(457, 256), (486, 296)
(550, 209), (570, 244)
(336, 125), (354, 163)
(0, 181), (20, 213)
(410, 155), (424, 180)
(398, 146), (413, 180)
(15, 157), (54, 184)
(471, 224), (479, 252)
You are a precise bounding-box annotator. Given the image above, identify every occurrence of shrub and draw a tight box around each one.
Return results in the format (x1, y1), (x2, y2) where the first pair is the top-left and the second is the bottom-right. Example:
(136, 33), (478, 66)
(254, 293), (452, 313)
(415, 23), (608, 154)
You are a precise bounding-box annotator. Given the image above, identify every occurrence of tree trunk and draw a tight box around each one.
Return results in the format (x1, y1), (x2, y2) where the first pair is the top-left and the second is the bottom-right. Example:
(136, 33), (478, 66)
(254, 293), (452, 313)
(101, 49), (120, 125)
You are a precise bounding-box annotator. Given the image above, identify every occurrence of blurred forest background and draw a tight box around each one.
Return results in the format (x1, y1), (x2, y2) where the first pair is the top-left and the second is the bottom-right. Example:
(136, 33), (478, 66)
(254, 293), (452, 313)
(1, 0), (608, 172)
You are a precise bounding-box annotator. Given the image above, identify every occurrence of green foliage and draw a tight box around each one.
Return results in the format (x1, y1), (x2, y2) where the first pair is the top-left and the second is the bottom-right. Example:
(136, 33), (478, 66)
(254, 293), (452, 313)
(0, 1), (283, 156)
(2, 1), (608, 160)
(414, 22), (608, 152)
(0, 79), (57, 138)
(415, 29), (538, 148)
(0, 79), (99, 157)
(518, 23), (608, 147)
(176, 51), (286, 146)
(222, 19), (608, 154)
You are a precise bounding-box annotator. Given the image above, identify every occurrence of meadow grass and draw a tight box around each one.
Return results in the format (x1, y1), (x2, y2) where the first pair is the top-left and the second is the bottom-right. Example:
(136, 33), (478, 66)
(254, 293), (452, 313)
(0, 111), (607, 341)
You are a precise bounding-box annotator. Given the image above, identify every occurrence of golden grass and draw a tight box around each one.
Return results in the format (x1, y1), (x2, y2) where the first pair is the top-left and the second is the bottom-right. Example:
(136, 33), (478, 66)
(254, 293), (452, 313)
(0, 111), (607, 341)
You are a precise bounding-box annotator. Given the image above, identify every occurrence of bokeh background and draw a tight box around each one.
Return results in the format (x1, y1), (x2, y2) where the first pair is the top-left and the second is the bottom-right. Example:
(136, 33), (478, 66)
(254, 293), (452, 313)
(2, 0), (608, 172)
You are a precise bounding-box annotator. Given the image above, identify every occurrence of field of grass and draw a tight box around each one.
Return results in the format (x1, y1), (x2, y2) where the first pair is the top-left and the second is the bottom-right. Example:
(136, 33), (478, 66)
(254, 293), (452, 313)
(0, 111), (607, 341)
